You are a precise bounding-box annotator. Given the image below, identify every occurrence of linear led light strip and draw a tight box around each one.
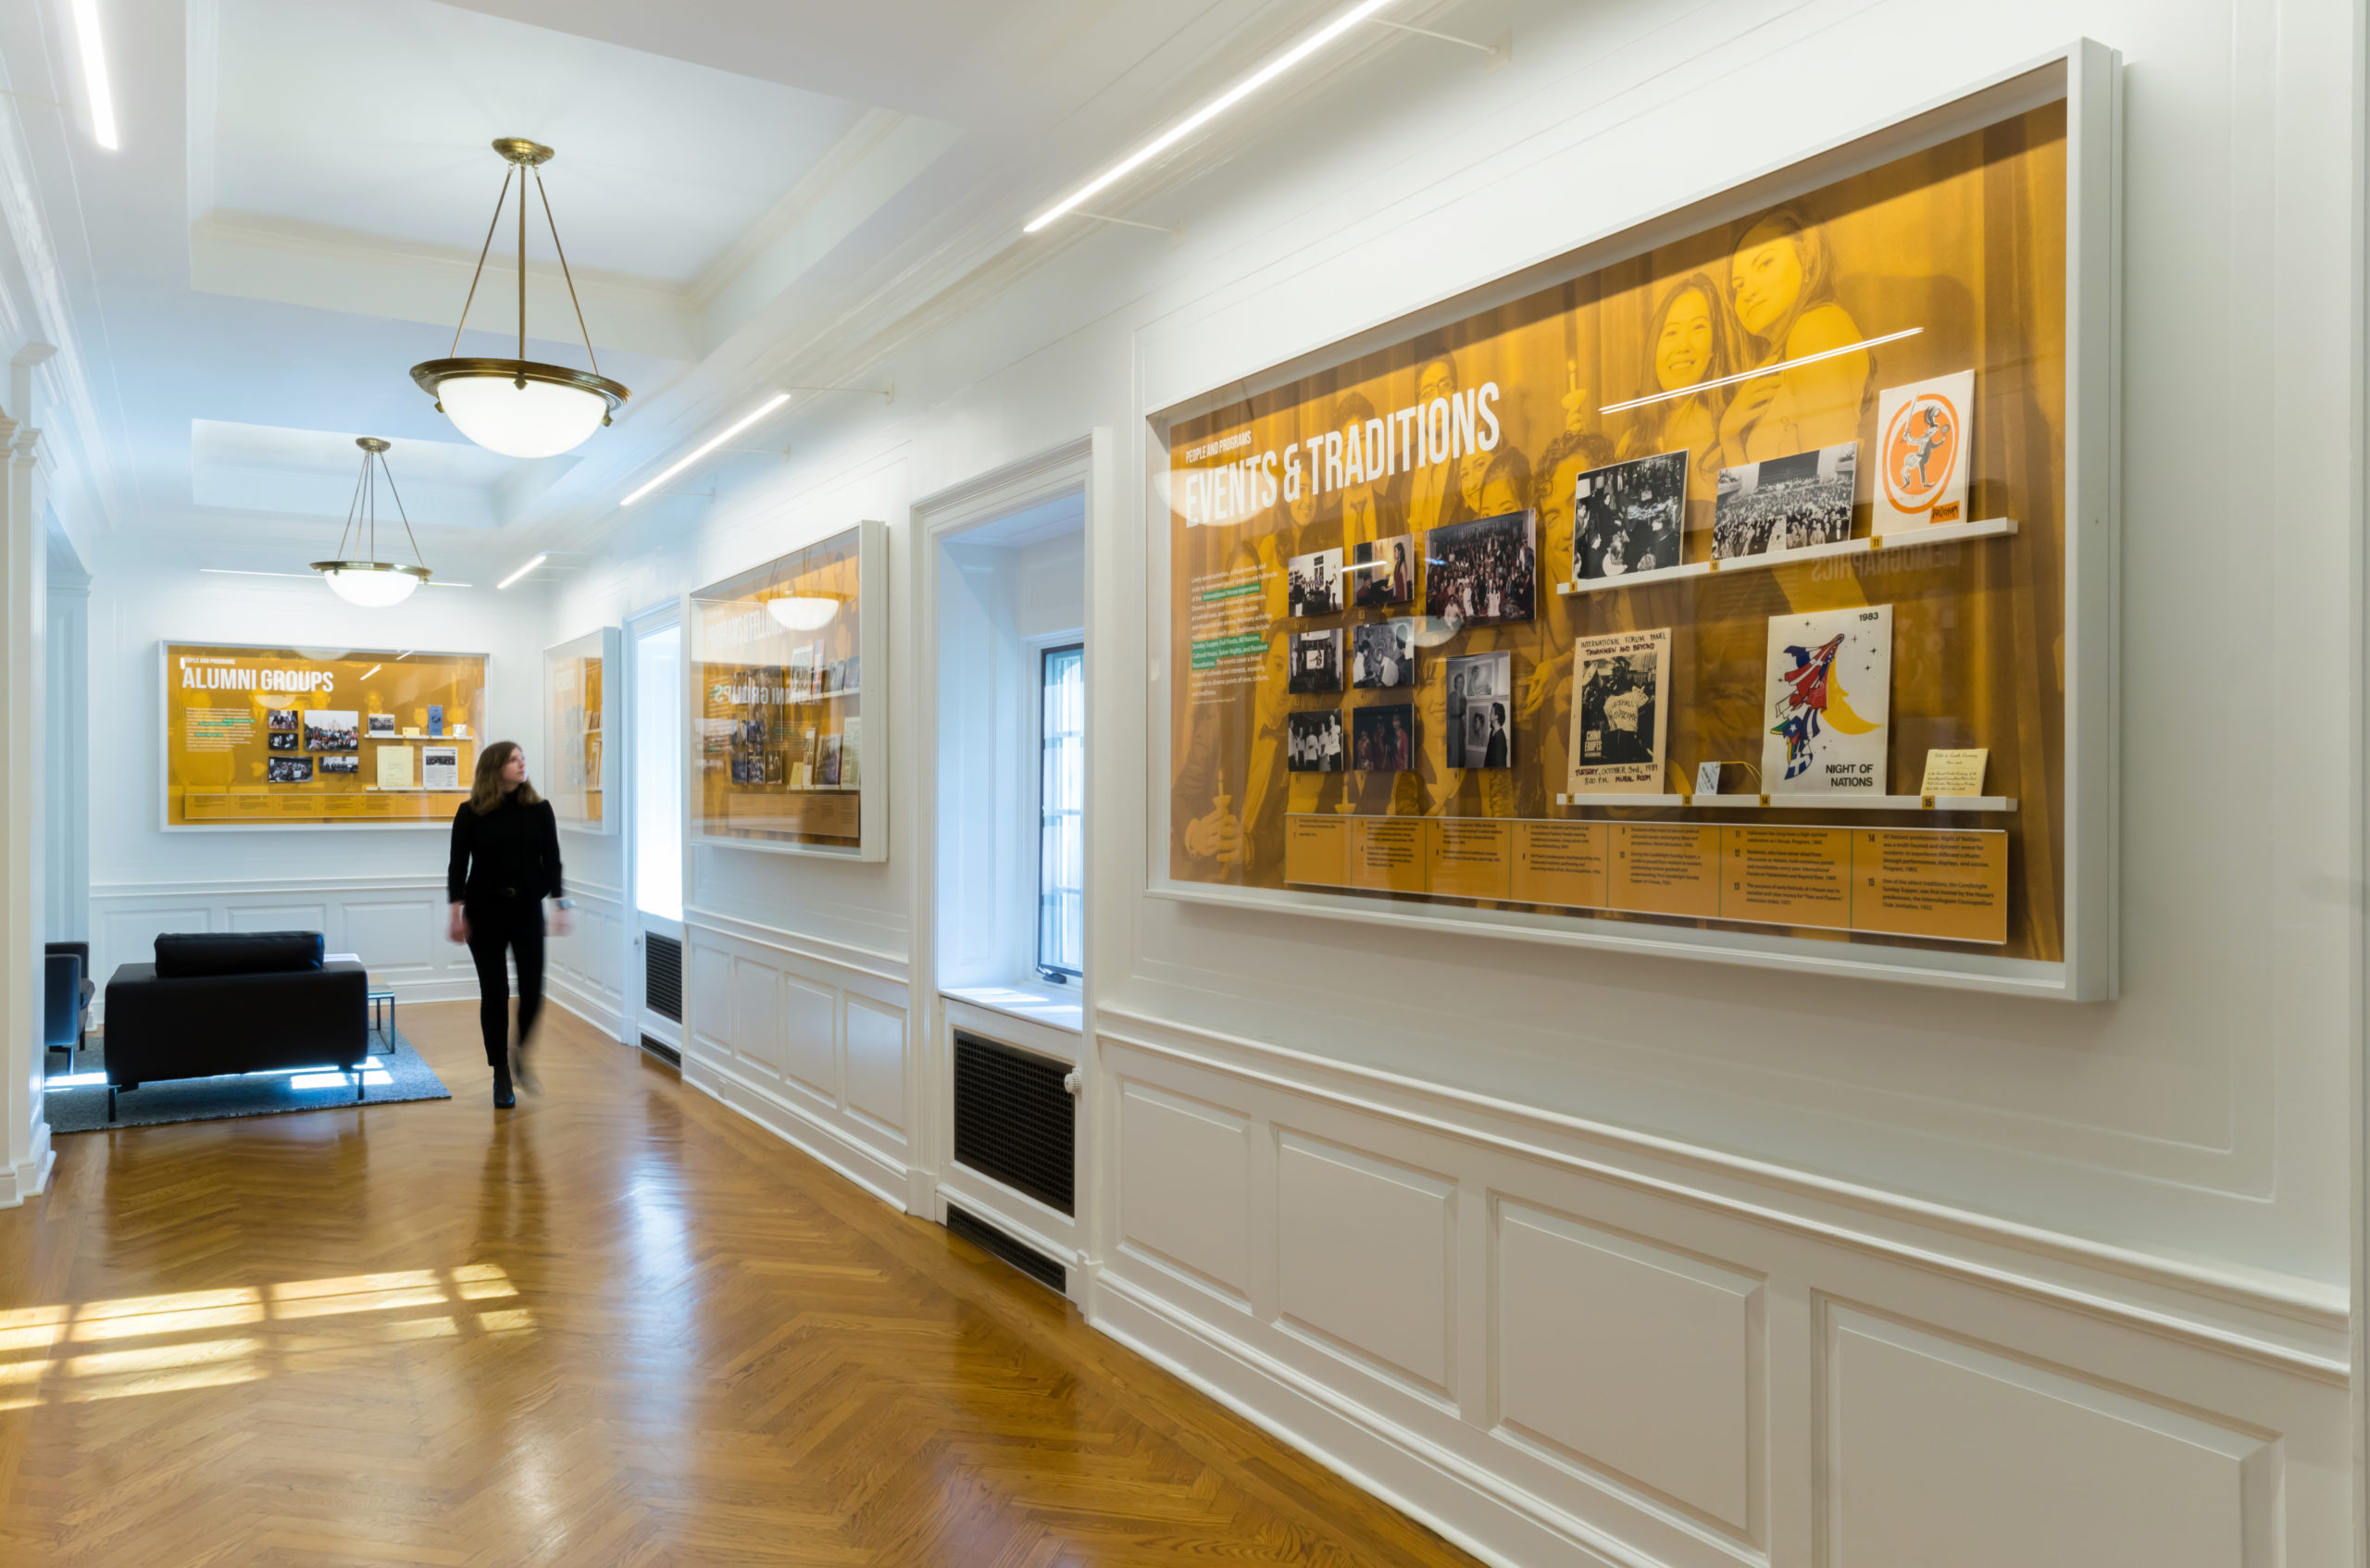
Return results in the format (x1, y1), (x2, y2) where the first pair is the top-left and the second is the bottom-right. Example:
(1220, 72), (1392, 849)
(620, 392), (792, 506)
(70, 0), (117, 150)
(1597, 328), (1923, 416)
(1024, 0), (1398, 233)
(200, 568), (472, 588)
(495, 553), (548, 591)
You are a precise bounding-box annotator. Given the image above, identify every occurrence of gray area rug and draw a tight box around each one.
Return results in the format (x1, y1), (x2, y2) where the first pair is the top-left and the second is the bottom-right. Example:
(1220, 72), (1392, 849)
(44, 1027), (452, 1133)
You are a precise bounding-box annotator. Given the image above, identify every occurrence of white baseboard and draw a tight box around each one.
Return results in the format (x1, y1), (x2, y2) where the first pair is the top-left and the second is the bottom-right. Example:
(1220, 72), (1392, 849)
(1088, 1269), (1631, 1568)
(683, 1050), (910, 1212)
(0, 1119), (55, 1208)
(545, 973), (624, 1043)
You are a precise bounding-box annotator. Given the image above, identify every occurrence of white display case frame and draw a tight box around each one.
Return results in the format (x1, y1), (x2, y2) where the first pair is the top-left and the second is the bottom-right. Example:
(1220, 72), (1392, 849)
(687, 518), (891, 864)
(543, 626), (620, 834)
(1142, 40), (2121, 1001)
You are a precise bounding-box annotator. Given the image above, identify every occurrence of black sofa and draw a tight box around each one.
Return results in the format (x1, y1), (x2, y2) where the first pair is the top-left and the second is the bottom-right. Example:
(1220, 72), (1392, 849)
(102, 931), (368, 1120)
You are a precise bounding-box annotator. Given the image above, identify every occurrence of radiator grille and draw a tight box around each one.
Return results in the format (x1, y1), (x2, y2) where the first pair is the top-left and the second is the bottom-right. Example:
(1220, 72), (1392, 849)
(946, 1206), (1066, 1294)
(644, 932), (682, 1021)
(953, 1031), (1075, 1215)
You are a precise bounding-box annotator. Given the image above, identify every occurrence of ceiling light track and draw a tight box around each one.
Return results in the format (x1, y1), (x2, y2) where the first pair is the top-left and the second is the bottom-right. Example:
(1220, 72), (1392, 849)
(68, 0), (117, 149)
(410, 139), (630, 459)
(620, 392), (792, 506)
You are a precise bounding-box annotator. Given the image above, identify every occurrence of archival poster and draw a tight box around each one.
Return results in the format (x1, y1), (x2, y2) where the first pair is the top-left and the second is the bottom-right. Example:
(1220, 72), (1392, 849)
(1875, 369), (1975, 530)
(1761, 605), (1892, 794)
(1163, 100), (2068, 962)
(1568, 628), (1669, 794)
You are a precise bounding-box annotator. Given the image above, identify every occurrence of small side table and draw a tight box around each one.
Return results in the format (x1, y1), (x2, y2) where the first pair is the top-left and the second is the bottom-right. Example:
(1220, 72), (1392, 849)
(368, 989), (395, 1048)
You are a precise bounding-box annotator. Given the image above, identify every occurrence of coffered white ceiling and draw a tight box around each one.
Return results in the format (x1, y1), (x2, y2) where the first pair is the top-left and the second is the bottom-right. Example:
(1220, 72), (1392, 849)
(0, 0), (1451, 579)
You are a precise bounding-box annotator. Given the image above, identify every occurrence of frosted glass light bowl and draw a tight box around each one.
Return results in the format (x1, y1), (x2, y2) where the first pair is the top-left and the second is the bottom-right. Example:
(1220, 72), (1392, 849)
(765, 595), (841, 632)
(312, 562), (430, 607)
(410, 358), (629, 460)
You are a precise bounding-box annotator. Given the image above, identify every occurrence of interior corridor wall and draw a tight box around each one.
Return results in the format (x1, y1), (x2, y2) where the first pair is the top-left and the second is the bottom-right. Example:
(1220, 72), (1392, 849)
(538, 1), (2359, 1562)
(84, 540), (548, 1013)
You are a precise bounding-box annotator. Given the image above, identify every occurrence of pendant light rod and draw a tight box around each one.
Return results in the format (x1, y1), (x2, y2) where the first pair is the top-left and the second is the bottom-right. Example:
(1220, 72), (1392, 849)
(449, 167), (516, 359)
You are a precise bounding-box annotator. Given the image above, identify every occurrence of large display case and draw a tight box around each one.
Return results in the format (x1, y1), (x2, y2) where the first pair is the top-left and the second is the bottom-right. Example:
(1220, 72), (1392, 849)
(688, 521), (889, 861)
(544, 628), (617, 831)
(163, 641), (487, 828)
(1150, 44), (2118, 999)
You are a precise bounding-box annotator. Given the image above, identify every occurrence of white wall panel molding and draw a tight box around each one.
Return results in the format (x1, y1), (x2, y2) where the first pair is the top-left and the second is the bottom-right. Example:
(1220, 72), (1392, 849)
(1087, 1025), (2347, 1568)
(545, 880), (625, 1042)
(1096, 1004), (2346, 1370)
(683, 903), (908, 988)
(681, 913), (914, 1212)
(90, 874), (482, 1018)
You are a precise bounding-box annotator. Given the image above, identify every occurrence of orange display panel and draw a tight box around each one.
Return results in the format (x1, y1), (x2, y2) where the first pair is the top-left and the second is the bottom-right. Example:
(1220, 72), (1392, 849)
(1165, 93), (2071, 964)
(164, 643), (486, 829)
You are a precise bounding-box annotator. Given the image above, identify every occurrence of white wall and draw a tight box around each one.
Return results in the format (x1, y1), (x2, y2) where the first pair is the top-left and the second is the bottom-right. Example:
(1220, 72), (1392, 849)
(533, 1), (2356, 1562)
(84, 541), (550, 1013)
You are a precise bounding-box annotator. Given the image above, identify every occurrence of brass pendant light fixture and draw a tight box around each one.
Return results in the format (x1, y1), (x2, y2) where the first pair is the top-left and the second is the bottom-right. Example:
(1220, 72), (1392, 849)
(409, 138), (630, 459)
(311, 438), (433, 607)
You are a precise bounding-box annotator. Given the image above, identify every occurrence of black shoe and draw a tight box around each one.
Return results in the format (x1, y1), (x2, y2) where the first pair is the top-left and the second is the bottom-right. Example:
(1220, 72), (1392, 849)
(493, 1065), (516, 1109)
(511, 1043), (541, 1098)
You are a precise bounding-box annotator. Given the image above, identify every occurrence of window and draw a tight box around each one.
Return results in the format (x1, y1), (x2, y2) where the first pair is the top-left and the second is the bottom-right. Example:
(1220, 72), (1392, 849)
(1037, 643), (1084, 979)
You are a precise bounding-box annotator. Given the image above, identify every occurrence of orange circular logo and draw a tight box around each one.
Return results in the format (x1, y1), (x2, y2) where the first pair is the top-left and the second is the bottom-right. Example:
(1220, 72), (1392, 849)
(1880, 392), (1961, 514)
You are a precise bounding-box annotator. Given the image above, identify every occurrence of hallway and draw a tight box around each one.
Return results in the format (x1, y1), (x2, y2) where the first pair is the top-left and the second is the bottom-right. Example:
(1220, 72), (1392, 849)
(0, 1004), (1478, 1567)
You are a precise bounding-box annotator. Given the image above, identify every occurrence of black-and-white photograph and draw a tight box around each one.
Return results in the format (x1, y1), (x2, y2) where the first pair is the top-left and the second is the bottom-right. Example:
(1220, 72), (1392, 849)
(1351, 619), (1415, 690)
(1288, 628), (1342, 694)
(304, 709), (359, 752)
(730, 754), (757, 785)
(1424, 509), (1536, 627)
(1713, 441), (1858, 559)
(818, 734), (844, 788)
(267, 756), (314, 784)
(1287, 547), (1343, 616)
(1577, 643), (1661, 768)
(1350, 533), (1416, 607)
(1351, 703), (1415, 773)
(1573, 449), (1688, 579)
(267, 708), (299, 733)
(268, 729), (298, 753)
(1442, 650), (1513, 769)
(367, 713), (397, 737)
(1287, 710), (1345, 773)
(319, 753), (360, 775)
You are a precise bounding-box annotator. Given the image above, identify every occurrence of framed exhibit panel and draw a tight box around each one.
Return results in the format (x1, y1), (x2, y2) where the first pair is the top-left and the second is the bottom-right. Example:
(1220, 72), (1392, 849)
(544, 627), (619, 831)
(1150, 42), (2119, 1000)
(688, 520), (889, 861)
(163, 641), (488, 829)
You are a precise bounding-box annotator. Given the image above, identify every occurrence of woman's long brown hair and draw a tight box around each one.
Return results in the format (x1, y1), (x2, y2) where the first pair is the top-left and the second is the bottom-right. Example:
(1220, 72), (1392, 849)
(469, 740), (543, 815)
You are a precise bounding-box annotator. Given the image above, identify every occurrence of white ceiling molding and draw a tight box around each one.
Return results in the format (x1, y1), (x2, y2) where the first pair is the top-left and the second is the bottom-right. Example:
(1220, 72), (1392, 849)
(188, 211), (702, 363)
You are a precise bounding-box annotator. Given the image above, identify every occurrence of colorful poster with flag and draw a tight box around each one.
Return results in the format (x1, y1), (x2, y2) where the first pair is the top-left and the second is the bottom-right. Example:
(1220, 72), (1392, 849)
(1761, 606), (1892, 794)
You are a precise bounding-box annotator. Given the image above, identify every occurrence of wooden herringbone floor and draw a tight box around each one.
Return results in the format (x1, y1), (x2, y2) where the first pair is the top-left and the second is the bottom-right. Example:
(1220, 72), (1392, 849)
(0, 1000), (1481, 1567)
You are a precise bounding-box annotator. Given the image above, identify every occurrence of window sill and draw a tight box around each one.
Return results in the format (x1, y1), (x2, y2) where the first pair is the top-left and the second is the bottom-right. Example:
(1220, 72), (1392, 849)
(942, 979), (1083, 1035)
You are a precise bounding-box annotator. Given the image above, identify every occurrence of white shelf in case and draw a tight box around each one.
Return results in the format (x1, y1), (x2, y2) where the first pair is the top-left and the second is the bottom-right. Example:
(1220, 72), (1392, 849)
(1554, 516), (2017, 597)
(1553, 792), (2017, 813)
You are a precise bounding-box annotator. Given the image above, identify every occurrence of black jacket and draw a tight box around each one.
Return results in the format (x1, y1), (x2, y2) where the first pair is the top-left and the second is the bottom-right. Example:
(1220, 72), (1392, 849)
(447, 792), (564, 905)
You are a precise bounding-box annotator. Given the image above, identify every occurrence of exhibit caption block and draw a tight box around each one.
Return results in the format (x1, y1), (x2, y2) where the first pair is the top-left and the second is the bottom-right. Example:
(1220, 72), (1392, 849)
(1283, 815), (2007, 944)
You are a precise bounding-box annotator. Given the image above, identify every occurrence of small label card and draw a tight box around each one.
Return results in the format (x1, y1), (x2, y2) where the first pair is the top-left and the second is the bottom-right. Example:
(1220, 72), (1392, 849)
(1694, 760), (1725, 796)
(1920, 747), (1990, 796)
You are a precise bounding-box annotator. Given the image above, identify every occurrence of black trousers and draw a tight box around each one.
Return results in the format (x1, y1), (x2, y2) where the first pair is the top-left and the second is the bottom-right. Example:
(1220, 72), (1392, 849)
(465, 899), (545, 1068)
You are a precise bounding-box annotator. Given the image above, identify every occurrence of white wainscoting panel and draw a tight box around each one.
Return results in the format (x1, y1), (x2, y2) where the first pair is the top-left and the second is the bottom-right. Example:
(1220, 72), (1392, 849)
(1276, 1131), (1455, 1400)
(545, 881), (625, 1039)
(91, 877), (480, 1021)
(1495, 1201), (1761, 1536)
(1118, 1080), (1253, 1306)
(1821, 1303), (2270, 1568)
(1088, 1012), (2345, 1568)
(680, 911), (913, 1210)
(844, 994), (909, 1136)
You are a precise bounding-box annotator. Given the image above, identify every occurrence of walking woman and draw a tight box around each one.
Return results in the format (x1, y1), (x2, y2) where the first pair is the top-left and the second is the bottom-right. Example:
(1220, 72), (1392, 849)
(446, 741), (570, 1108)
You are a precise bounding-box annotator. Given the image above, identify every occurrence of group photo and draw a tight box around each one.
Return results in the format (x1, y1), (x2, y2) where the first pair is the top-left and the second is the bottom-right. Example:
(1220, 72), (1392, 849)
(1287, 709), (1345, 772)
(1573, 449), (1687, 579)
(1713, 442), (1859, 559)
(1287, 547), (1342, 616)
(1423, 510), (1535, 627)
(1351, 703), (1415, 773)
